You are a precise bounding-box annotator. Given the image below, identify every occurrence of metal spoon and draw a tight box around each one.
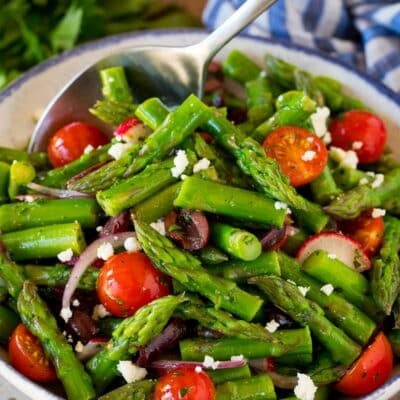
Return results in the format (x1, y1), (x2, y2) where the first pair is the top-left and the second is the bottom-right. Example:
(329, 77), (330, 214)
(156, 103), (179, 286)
(29, 0), (277, 151)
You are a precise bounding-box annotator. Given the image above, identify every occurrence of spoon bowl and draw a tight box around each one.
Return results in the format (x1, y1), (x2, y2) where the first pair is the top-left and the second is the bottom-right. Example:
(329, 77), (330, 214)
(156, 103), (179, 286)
(29, 0), (276, 152)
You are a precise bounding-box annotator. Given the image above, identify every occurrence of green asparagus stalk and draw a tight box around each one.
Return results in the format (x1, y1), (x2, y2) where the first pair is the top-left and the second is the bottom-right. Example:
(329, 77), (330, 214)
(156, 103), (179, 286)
(98, 379), (155, 400)
(134, 97), (169, 130)
(90, 99), (137, 126)
(222, 50), (263, 84)
(215, 374), (276, 400)
(246, 77), (275, 125)
(23, 264), (99, 290)
(310, 165), (342, 205)
(197, 246), (229, 265)
(294, 69), (325, 106)
(8, 160), (35, 198)
(174, 176), (286, 228)
(2, 221), (86, 261)
(87, 295), (185, 393)
(210, 222), (262, 261)
(180, 327), (312, 366)
(332, 164), (370, 191)
(0, 304), (19, 344)
(17, 281), (95, 400)
(0, 198), (101, 232)
(134, 220), (264, 321)
(371, 215), (400, 315)
(0, 276), (8, 303)
(0, 247), (25, 298)
(0, 161), (9, 204)
(0, 147), (48, 170)
(278, 252), (376, 344)
(250, 275), (361, 365)
(208, 365), (251, 384)
(325, 168), (400, 219)
(100, 66), (134, 103)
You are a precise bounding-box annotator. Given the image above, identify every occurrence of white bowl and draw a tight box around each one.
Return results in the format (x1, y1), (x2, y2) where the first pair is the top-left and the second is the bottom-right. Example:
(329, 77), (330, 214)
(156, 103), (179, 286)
(0, 29), (400, 400)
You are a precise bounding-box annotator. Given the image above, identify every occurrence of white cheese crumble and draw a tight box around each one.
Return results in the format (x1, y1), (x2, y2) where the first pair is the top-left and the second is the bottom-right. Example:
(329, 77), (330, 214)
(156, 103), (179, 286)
(203, 355), (220, 370)
(372, 208), (386, 218)
(57, 248), (73, 263)
(193, 158), (211, 173)
(359, 177), (369, 185)
(120, 124), (150, 144)
(327, 253), (337, 259)
(310, 106), (330, 138)
(329, 146), (359, 169)
(352, 141), (363, 150)
(301, 150), (316, 162)
(24, 195), (36, 203)
(322, 131), (332, 145)
(97, 242), (114, 260)
(294, 373), (318, 400)
(108, 142), (131, 160)
(150, 219), (166, 236)
(72, 299), (80, 307)
(75, 341), (84, 353)
(298, 286), (310, 297)
(117, 361), (147, 383)
(265, 319), (280, 333)
(371, 173), (384, 189)
(96, 225), (103, 232)
(320, 284), (335, 296)
(124, 236), (141, 252)
(171, 149), (189, 178)
(195, 366), (203, 373)
(274, 201), (292, 214)
(230, 355), (244, 362)
(83, 144), (94, 154)
(92, 304), (111, 320)
(60, 306), (72, 323)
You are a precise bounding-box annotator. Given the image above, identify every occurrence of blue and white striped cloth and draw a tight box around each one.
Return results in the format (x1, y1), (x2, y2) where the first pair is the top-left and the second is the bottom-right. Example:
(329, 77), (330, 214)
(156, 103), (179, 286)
(203, 0), (400, 93)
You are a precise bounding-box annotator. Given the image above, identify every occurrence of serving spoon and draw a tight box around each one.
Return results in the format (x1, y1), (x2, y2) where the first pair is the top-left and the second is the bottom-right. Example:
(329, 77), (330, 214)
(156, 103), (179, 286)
(29, 0), (277, 152)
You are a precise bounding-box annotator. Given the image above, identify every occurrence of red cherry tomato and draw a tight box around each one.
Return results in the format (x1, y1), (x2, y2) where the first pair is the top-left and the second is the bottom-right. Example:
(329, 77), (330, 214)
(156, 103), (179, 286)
(47, 121), (108, 167)
(340, 209), (384, 257)
(153, 367), (215, 400)
(263, 126), (328, 187)
(9, 324), (57, 383)
(97, 251), (171, 317)
(329, 110), (387, 164)
(335, 332), (393, 397)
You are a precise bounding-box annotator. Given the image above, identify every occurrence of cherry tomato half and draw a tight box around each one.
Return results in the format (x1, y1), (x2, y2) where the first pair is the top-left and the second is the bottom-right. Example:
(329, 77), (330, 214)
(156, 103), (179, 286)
(329, 110), (387, 164)
(97, 251), (171, 317)
(340, 209), (384, 258)
(335, 332), (393, 397)
(47, 121), (108, 167)
(263, 126), (328, 187)
(9, 324), (57, 382)
(153, 367), (215, 400)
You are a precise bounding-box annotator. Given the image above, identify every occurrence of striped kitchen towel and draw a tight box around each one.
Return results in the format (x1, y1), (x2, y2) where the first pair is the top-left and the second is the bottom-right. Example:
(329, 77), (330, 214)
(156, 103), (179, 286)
(203, 0), (400, 93)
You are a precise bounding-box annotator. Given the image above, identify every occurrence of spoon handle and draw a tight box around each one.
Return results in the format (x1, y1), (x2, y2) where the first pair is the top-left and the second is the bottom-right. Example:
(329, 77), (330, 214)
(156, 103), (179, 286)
(196, 0), (277, 60)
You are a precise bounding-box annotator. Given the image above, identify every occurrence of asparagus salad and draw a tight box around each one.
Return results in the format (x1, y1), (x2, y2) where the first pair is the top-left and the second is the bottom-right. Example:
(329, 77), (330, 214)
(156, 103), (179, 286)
(0, 49), (399, 400)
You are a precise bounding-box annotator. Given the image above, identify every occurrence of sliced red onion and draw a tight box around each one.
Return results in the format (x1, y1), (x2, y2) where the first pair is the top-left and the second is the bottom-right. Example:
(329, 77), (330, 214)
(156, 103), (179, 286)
(150, 359), (246, 370)
(62, 232), (136, 312)
(248, 357), (275, 372)
(27, 182), (92, 199)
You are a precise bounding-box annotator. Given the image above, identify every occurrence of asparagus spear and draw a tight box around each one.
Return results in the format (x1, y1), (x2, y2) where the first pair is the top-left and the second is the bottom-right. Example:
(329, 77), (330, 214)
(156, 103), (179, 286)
(99, 66), (134, 103)
(208, 365), (251, 385)
(98, 379), (155, 400)
(325, 168), (400, 219)
(250, 275), (361, 365)
(222, 50), (263, 84)
(90, 99), (137, 126)
(246, 77), (275, 125)
(134, 220), (264, 321)
(0, 161), (9, 204)
(0, 304), (19, 344)
(86, 295), (185, 394)
(371, 215), (400, 315)
(18, 281), (95, 400)
(71, 94), (212, 193)
(8, 160), (35, 198)
(310, 165), (342, 205)
(198, 246), (229, 265)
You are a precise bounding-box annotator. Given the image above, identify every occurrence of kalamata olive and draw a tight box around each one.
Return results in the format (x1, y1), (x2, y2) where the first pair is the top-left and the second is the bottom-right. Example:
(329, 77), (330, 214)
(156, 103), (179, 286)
(264, 306), (294, 329)
(228, 108), (248, 125)
(66, 310), (99, 343)
(100, 210), (132, 237)
(260, 226), (288, 251)
(165, 209), (210, 250)
(196, 327), (224, 339)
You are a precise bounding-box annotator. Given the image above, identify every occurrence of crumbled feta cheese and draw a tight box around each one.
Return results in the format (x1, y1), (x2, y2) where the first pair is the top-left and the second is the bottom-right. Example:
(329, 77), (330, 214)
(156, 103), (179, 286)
(301, 150), (316, 162)
(274, 201), (291, 214)
(97, 242), (114, 260)
(124, 236), (141, 252)
(57, 248), (73, 263)
(322, 131), (332, 145)
(108, 142), (131, 160)
(180, 174), (188, 180)
(72, 299), (80, 307)
(359, 177), (369, 185)
(83, 144), (94, 154)
(298, 286), (310, 297)
(193, 158), (211, 173)
(117, 361), (147, 383)
(150, 219), (166, 236)
(327, 253), (337, 259)
(195, 366), (203, 373)
(203, 355), (220, 370)
(230, 355), (244, 362)
(352, 141), (363, 150)
(265, 319), (280, 333)
(119, 124), (150, 144)
(67, 334), (74, 343)
(92, 304), (111, 320)
(75, 340), (106, 361)
(60, 306), (72, 323)
(310, 107), (330, 138)
(320, 284), (334, 296)
(171, 149), (189, 178)
(329, 147), (359, 169)
(372, 208), (386, 218)
(96, 225), (103, 232)
(24, 195), (35, 203)
(294, 373), (317, 400)
(75, 341), (84, 353)
(371, 173), (384, 189)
